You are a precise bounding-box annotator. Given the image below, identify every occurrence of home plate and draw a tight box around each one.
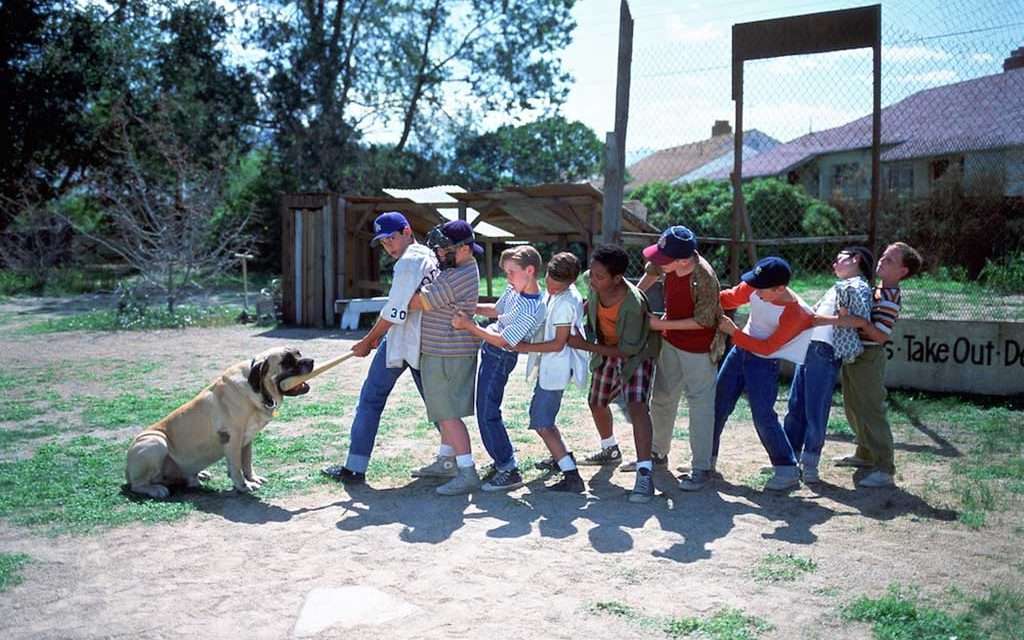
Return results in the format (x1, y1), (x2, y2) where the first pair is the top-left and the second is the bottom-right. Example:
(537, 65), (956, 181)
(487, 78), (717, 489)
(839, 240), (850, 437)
(293, 586), (420, 637)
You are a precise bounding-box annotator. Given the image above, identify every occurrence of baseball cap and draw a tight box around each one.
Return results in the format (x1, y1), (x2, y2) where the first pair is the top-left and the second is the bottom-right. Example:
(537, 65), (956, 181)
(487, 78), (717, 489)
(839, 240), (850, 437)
(741, 256), (792, 289)
(370, 211), (409, 246)
(643, 225), (698, 266)
(432, 220), (484, 255)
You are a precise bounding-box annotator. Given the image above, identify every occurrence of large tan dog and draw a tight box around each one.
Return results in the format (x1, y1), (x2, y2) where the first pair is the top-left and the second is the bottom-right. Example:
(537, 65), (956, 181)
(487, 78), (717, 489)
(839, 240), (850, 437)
(125, 346), (314, 498)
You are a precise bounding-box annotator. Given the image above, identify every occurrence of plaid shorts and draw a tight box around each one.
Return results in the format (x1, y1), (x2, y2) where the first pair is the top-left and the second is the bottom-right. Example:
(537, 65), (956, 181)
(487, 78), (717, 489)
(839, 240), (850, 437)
(588, 356), (655, 407)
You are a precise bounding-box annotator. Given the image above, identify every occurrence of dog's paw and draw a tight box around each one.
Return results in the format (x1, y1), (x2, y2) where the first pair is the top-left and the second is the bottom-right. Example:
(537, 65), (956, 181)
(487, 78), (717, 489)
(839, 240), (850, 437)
(134, 484), (170, 499)
(246, 474), (268, 487)
(234, 480), (262, 493)
(196, 470), (212, 481)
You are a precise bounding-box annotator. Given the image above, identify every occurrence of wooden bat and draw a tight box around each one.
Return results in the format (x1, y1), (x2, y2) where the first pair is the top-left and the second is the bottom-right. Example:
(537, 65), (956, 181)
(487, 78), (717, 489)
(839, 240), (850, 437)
(279, 351), (357, 392)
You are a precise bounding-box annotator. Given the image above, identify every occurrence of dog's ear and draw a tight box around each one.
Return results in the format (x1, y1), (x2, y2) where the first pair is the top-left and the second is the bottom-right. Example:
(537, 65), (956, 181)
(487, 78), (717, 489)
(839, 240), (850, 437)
(248, 358), (268, 395)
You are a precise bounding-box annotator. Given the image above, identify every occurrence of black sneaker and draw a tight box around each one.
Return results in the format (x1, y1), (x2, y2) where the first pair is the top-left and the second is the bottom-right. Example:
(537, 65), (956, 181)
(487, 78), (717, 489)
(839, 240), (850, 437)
(534, 457), (558, 472)
(628, 467), (655, 503)
(321, 464), (365, 485)
(481, 468), (524, 492)
(549, 469), (585, 493)
(579, 444), (622, 466)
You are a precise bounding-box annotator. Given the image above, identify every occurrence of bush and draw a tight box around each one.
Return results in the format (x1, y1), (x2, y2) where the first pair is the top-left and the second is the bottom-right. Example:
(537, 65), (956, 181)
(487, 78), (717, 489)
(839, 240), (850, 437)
(629, 178), (846, 273)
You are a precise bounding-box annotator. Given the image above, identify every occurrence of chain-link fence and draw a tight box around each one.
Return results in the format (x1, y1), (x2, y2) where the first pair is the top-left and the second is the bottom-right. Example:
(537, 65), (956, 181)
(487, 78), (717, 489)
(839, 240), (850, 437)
(620, 0), (1024, 320)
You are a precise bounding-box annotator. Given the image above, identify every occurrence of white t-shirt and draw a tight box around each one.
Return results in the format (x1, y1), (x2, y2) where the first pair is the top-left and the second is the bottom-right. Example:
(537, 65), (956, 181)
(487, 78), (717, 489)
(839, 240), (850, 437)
(383, 243), (438, 369)
(744, 290), (814, 365)
(525, 284), (589, 391)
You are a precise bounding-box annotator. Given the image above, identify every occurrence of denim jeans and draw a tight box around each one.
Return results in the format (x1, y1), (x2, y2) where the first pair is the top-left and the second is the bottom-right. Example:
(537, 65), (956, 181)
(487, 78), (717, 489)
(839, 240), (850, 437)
(345, 339), (427, 473)
(476, 342), (519, 471)
(712, 346), (797, 468)
(784, 341), (840, 470)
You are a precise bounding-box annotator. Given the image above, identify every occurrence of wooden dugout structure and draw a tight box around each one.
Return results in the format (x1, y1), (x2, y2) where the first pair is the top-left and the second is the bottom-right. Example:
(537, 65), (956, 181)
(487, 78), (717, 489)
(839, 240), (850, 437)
(280, 184), (657, 327)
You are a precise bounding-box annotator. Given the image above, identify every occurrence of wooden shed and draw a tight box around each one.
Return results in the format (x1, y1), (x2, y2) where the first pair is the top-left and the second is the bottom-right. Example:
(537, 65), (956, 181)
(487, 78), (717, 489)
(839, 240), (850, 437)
(280, 184), (658, 327)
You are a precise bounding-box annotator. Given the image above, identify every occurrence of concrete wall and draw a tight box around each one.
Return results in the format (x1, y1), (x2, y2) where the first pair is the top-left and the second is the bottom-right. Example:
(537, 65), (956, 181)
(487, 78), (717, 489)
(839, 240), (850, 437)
(883, 319), (1024, 396)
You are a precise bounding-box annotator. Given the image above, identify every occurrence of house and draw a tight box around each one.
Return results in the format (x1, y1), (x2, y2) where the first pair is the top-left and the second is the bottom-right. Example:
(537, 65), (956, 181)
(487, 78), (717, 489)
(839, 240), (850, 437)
(625, 121), (779, 190)
(720, 47), (1024, 200)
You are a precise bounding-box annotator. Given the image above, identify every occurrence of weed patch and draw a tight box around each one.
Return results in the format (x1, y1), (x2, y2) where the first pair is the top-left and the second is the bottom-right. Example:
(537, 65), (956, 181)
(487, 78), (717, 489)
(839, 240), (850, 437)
(752, 553), (817, 583)
(0, 552), (31, 592)
(591, 601), (772, 639)
(19, 305), (240, 334)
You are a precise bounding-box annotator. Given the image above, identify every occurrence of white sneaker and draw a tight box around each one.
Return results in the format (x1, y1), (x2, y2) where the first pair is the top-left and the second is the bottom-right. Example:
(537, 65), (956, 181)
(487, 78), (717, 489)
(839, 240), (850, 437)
(436, 466), (480, 495)
(764, 469), (800, 491)
(801, 466), (821, 484)
(857, 470), (895, 488)
(411, 455), (457, 478)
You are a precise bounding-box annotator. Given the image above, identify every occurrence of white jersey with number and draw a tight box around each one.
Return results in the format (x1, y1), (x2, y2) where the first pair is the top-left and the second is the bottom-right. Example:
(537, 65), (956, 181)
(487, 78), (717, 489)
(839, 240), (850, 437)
(383, 242), (438, 369)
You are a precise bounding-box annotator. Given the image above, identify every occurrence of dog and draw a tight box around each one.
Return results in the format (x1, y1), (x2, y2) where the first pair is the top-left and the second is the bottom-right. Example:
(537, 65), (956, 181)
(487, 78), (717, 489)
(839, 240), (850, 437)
(125, 346), (314, 498)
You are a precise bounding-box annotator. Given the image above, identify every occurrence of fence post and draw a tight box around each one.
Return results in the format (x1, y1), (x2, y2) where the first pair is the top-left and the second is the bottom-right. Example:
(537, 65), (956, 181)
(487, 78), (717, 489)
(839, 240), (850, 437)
(601, 0), (633, 246)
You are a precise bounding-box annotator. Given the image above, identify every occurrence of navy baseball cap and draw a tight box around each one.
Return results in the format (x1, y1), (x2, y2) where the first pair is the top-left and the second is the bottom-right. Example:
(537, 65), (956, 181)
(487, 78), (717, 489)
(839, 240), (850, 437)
(437, 220), (484, 255)
(370, 211), (409, 246)
(741, 256), (792, 289)
(643, 225), (698, 266)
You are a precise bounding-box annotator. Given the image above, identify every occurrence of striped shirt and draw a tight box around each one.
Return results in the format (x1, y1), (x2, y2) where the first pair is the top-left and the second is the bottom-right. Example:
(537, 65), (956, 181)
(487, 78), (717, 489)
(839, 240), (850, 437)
(420, 260), (481, 357)
(494, 287), (545, 348)
(860, 286), (901, 346)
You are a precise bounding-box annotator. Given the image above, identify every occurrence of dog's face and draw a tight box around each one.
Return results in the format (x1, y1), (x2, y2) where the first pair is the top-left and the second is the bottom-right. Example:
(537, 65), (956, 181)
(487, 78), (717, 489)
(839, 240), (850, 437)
(247, 347), (314, 407)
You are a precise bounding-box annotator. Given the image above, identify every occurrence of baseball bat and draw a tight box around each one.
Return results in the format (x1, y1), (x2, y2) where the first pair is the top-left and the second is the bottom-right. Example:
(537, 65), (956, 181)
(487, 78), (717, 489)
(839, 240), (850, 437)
(279, 350), (357, 392)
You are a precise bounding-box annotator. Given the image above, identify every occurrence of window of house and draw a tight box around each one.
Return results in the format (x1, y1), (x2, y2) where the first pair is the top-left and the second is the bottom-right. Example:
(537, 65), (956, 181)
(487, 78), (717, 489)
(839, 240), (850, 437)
(831, 162), (865, 198)
(884, 163), (914, 196)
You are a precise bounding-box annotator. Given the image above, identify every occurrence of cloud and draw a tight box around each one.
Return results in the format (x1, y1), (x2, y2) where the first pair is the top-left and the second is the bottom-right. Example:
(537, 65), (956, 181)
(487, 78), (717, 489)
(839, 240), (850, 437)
(666, 18), (722, 44)
(971, 53), (995, 63)
(890, 69), (959, 85)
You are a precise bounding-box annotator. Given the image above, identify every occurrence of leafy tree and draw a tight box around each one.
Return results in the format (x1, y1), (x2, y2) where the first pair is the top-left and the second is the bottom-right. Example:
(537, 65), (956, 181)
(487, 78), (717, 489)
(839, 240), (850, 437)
(251, 0), (578, 192)
(450, 115), (603, 189)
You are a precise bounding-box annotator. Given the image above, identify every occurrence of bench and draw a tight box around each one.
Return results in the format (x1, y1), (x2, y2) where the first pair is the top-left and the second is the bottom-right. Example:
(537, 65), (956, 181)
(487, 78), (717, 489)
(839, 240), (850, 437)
(334, 297), (389, 330)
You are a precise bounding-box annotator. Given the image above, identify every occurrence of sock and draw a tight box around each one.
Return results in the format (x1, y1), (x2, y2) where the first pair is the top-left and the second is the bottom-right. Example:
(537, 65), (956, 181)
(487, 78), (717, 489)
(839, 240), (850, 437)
(438, 444), (455, 457)
(557, 454), (577, 472)
(600, 436), (617, 449)
(455, 454), (474, 468)
(636, 460), (653, 472)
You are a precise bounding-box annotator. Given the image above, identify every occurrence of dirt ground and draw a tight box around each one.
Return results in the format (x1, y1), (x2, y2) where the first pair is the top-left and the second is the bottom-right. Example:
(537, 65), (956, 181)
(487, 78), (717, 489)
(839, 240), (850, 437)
(0, 296), (1021, 639)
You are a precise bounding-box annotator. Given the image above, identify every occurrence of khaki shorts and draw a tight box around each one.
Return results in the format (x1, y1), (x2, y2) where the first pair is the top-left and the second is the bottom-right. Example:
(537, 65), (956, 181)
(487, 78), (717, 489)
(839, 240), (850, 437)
(420, 353), (477, 422)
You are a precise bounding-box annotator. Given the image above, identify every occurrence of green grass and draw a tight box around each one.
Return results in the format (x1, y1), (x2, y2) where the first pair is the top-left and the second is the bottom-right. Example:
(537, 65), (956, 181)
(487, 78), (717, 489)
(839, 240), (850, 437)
(79, 390), (196, 430)
(843, 583), (1024, 640)
(885, 391), (1024, 528)
(0, 422), (63, 451)
(0, 552), (31, 592)
(740, 468), (773, 491)
(18, 305), (241, 334)
(590, 601), (772, 639)
(752, 553), (817, 583)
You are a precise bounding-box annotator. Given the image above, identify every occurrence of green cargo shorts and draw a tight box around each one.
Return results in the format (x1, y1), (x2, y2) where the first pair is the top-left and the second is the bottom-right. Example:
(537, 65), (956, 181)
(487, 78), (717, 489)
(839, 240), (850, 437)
(420, 353), (477, 422)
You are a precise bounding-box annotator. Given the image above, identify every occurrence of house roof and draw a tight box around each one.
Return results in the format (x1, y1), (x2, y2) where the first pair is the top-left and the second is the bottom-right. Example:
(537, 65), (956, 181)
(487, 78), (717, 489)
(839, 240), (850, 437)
(626, 130), (779, 188)
(728, 67), (1024, 178)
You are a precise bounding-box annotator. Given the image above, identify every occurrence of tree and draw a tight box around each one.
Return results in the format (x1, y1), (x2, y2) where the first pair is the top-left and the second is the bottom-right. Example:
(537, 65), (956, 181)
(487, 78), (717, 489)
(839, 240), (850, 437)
(251, 0), (577, 192)
(450, 115), (603, 189)
(70, 104), (252, 313)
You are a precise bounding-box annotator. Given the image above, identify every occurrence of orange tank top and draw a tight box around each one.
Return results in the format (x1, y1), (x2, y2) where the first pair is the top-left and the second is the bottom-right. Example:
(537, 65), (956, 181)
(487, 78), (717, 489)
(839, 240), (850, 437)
(597, 300), (622, 346)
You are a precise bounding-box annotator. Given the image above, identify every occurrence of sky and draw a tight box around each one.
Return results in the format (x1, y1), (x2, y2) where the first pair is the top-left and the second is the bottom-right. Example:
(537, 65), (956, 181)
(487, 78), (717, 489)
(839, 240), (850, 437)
(558, 0), (1021, 161)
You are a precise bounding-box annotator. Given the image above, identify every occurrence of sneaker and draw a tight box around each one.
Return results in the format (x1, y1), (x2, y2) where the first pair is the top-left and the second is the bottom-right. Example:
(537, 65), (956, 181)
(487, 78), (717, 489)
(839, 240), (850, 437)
(579, 444), (622, 466)
(411, 455), (457, 479)
(436, 465), (481, 496)
(857, 470), (895, 488)
(801, 466), (821, 484)
(321, 464), (365, 485)
(534, 457), (558, 472)
(832, 454), (872, 468)
(678, 469), (712, 492)
(549, 469), (585, 493)
(619, 452), (668, 473)
(764, 470), (800, 492)
(479, 464), (498, 483)
(482, 468), (525, 493)
(628, 467), (655, 503)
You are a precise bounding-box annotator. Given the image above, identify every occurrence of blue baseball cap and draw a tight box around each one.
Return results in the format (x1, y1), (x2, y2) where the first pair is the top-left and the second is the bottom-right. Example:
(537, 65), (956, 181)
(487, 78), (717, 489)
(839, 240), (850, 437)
(741, 256), (792, 289)
(643, 225), (698, 266)
(370, 211), (410, 246)
(436, 220), (484, 255)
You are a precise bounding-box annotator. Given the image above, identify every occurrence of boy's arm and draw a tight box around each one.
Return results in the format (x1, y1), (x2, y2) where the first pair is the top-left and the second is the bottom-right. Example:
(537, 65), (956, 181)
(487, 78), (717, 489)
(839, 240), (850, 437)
(718, 281), (754, 311)
(452, 311), (509, 348)
(720, 304), (813, 356)
(352, 317), (393, 356)
(637, 262), (662, 292)
(515, 324), (571, 353)
(835, 312), (891, 343)
(568, 332), (624, 358)
(475, 303), (498, 318)
(650, 315), (703, 331)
